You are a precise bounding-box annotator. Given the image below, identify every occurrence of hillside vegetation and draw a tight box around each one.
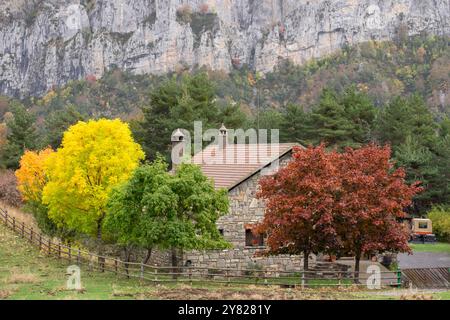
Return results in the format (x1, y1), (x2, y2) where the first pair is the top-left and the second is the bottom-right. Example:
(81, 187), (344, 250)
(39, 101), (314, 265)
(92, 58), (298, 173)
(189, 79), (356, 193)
(0, 35), (448, 122)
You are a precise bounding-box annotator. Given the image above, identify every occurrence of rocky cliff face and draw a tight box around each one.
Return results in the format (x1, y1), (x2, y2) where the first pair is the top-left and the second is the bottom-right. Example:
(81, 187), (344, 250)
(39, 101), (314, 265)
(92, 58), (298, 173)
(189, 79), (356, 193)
(1, 0), (449, 97)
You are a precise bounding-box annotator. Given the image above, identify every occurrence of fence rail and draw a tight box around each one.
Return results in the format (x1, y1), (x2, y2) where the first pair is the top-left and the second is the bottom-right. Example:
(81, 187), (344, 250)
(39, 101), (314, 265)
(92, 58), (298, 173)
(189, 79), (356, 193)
(0, 207), (402, 288)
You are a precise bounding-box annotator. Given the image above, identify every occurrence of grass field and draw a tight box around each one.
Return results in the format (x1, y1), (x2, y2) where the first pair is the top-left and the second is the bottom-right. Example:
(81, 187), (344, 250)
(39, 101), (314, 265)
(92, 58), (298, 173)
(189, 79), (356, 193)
(410, 242), (450, 253)
(0, 222), (448, 300)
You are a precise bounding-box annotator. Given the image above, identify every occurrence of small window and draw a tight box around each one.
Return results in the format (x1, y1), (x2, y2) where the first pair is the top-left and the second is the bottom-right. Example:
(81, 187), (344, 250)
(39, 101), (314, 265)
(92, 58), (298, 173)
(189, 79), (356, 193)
(218, 228), (224, 236)
(245, 228), (264, 247)
(418, 222), (428, 229)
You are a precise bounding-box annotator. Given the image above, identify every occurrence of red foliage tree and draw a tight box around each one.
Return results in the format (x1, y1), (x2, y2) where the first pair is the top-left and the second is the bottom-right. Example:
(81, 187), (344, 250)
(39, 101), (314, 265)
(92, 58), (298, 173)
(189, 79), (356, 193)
(256, 145), (342, 270)
(335, 144), (421, 280)
(256, 144), (421, 276)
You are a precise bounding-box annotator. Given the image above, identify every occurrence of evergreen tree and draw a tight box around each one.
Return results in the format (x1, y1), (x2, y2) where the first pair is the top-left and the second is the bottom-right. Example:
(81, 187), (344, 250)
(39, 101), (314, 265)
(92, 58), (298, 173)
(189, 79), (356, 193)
(138, 73), (247, 160)
(375, 95), (437, 149)
(379, 96), (448, 213)
(280, 104), (309, 143)
(42, 104), (85, 149)
(303, 87), (376, 148)
(1, 102), (37, 169)
(394, 136), (439, 212)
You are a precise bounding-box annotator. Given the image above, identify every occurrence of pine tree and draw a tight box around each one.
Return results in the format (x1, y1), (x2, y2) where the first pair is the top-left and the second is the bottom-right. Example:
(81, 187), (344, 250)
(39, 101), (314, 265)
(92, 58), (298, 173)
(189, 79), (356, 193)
(375, 95), (437, 149)
(280, 104), (309, 143)
(42, 104), (85, 149)
(1, 102), (37, 169)
(138, 73), (247, 160)
(394, 136), (439, 212)
(379, 96), (448, 213)
(303, 87), (376, 148)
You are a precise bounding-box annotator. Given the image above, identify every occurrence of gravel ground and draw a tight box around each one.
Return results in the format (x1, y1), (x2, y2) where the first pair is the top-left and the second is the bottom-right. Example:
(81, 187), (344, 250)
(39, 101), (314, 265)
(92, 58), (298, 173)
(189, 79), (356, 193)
(398, 252), (450, 269)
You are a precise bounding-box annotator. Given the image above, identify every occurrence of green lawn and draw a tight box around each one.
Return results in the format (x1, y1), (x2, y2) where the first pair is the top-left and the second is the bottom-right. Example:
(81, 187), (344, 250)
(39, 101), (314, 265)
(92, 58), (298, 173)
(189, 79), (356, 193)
(410, 242), (450, 253)
(433, 291), (450, 299)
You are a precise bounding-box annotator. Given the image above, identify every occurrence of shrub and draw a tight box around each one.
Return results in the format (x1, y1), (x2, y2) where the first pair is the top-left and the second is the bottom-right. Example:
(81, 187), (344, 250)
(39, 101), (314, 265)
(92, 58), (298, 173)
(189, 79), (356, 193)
(176, 4), (192, 24)
(428, 207), (450, 242)
(0, 170), (22, 207)
(199, 3), (209, 14)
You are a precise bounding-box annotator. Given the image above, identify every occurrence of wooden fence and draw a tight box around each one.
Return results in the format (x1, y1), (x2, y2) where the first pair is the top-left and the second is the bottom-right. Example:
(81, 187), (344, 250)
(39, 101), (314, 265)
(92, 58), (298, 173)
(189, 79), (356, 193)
(402, 268), (450, 289)
(0, 207), (402, 288)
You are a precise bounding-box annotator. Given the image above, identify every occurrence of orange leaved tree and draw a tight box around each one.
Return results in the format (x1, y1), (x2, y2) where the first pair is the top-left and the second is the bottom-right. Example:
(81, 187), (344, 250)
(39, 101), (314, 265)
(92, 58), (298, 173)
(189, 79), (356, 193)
(15, 148), (54, 203)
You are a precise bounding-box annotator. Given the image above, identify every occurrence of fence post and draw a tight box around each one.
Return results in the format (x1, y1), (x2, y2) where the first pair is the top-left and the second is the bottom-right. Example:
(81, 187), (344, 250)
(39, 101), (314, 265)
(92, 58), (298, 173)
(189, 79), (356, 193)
(77, 249), (81, 266)
(58, 243), (61, 259)
(397, 267), (402, 288)
(48, 238), (51, 255)
(30, 228), (33, 243)
(68, 243), (72, 262)
(98, 256), (105, 273)
(89, 254), (93, 271)
(38, 234), (42, 251)
(301, 271), (305, 289)
(140, 263), (144, 280)
(12, 216), (15, 231)
(21, 222), (25, 238)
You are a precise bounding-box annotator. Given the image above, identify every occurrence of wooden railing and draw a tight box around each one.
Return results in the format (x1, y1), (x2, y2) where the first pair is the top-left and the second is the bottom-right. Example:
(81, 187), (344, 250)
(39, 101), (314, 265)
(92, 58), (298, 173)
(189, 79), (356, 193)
(0, 207), (402, 288)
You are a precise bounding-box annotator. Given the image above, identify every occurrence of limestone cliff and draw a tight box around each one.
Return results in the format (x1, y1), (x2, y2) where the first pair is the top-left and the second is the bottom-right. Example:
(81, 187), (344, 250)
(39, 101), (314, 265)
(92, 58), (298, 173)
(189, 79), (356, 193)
(0, 0), (449, 97)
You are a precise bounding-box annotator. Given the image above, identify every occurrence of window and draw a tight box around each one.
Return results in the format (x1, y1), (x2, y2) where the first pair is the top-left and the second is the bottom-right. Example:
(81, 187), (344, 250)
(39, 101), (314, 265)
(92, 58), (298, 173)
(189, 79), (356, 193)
(245, 228), (264, 247)
(218, 228), (224, 236)
(418, 222), (428, 229)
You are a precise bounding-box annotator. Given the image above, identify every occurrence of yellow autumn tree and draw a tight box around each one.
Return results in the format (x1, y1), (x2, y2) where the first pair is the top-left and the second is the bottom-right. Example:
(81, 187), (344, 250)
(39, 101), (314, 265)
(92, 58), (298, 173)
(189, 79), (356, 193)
(42, 119), (145, 238)
(15, 148), (54, 202)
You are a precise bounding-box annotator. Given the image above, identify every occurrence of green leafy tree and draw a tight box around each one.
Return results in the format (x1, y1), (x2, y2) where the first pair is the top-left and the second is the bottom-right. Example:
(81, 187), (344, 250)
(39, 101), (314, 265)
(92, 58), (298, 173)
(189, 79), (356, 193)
(1, 102), (37, 169)
(103, 158), (172, 264)
(427, 206), (450, 242)
(104, 160), (230, 268)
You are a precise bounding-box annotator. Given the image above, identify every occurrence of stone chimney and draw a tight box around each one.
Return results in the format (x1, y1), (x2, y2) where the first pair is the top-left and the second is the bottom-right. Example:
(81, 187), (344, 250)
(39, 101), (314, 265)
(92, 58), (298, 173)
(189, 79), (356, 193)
(219, 123), (228, 149)
(171, 128), (186, 161)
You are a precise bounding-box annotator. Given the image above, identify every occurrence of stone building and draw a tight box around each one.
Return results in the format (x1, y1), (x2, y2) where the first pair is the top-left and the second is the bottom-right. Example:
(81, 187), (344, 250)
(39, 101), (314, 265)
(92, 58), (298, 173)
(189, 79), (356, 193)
(173, 125), (316, 272)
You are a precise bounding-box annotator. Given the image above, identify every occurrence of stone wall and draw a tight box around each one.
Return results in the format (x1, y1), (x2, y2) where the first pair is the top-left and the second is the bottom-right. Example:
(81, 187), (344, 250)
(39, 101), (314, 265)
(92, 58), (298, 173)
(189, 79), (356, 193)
(184, 248), (316, 273)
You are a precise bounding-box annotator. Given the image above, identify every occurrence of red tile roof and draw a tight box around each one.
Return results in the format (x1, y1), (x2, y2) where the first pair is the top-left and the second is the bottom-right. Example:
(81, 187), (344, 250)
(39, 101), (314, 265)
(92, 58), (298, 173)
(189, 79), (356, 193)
(192, 143), (299, 190)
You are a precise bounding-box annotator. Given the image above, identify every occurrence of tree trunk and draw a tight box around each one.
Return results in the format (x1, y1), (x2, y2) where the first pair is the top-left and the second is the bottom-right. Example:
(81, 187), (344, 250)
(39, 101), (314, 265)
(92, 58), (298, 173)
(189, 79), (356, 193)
(171, 247), (178, 280)
(124, 247), (132, 279)
(303, 249), (309, 271)
(96, 220), (105, 272)
(142, 248), (152, 265)
(354, 254), (361, 284)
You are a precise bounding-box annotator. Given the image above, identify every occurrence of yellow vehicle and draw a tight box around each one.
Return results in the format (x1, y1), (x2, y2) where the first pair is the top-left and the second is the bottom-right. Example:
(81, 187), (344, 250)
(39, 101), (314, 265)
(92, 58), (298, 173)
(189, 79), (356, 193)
(410, 218), (436, 243)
